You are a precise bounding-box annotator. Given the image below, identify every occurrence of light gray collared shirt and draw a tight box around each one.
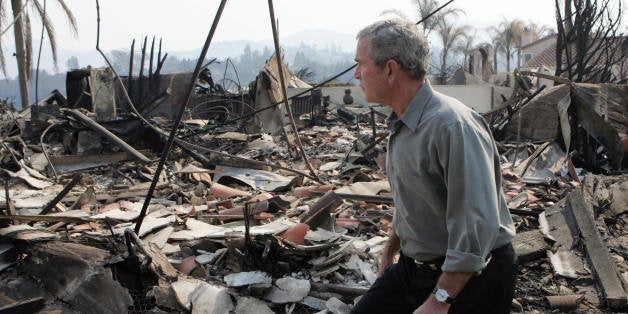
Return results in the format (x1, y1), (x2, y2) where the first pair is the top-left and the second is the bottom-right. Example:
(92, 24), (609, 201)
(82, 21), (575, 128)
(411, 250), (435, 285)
(387, 81), (515, 273)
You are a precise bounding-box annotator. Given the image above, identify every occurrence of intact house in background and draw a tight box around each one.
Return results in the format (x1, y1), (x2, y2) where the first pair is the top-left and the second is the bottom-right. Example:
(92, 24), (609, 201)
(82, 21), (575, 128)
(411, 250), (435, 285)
(520, 33), (628, 87)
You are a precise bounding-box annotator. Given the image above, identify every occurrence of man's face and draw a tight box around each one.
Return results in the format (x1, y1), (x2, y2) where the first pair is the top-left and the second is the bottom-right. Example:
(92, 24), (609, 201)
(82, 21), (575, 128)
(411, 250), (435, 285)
(354, 38), (389, 104)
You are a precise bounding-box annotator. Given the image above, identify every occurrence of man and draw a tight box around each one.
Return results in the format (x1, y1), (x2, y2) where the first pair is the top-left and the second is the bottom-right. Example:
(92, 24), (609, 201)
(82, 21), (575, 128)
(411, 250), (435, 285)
(350, 19), (517, 314)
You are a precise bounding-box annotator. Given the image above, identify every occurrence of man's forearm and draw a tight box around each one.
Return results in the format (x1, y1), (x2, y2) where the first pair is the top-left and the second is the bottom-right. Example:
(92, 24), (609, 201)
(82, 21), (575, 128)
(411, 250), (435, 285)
(383, 229), (401, 256)
(413, 271), (474, 313)
(435, 271), (473, 298)
(377, 229), (401, 277)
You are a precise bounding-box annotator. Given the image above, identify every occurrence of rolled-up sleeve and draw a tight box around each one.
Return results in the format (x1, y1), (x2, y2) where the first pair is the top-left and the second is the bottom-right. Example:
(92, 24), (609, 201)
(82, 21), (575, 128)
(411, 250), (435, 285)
(438, 120), (501, 273)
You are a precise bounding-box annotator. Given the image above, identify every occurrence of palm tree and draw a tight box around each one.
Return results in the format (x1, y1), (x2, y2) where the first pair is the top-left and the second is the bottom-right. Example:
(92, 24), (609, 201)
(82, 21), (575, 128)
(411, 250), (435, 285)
(413, 0), (464, 36)
(489, 18), (525, 74)
(524, 21), (555, 38)
(436, 18), (469, 80)
(381, 0), (464, 36)
(455, 31), (476, 72)
(0, 0), (77, 108)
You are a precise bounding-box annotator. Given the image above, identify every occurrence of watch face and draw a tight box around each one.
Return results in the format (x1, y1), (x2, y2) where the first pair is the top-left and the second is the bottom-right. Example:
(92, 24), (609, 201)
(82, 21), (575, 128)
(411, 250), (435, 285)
(435, 289), (449, 302)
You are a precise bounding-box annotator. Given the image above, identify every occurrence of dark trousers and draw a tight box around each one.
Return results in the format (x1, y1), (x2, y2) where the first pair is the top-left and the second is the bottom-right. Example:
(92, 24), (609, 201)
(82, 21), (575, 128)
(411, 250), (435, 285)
(350, 243), (517, 314)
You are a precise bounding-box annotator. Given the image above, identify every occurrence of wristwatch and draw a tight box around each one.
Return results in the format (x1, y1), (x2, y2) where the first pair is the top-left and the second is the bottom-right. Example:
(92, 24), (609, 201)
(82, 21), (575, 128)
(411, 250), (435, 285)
(432, 288), (455, 304)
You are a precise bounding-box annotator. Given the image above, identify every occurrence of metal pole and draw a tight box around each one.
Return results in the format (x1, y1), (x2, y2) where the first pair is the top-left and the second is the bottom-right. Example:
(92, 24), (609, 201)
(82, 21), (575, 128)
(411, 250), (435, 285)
(267, 0), (322, 183)
(134, 0), (228, 234)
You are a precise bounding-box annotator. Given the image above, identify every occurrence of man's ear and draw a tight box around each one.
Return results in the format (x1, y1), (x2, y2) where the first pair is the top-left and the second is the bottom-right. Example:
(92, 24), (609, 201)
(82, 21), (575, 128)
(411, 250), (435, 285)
(386, 59), (399, 82)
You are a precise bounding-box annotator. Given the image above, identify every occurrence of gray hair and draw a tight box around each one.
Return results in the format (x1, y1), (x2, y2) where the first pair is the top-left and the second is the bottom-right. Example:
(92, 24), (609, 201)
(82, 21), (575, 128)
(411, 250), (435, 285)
(357, 19), (429, 80)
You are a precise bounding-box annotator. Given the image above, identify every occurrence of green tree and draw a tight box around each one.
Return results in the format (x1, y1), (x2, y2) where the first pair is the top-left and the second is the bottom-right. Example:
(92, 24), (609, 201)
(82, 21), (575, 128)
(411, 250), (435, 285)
(0, 0), (77, 108)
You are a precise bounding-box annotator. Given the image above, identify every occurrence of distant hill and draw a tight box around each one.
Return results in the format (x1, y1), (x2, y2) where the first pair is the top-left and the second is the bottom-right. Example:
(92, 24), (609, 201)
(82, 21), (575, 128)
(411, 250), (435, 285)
(1, 28), (355, 79)
(279, 29), (356, 52)
(179, 40), (270, 60)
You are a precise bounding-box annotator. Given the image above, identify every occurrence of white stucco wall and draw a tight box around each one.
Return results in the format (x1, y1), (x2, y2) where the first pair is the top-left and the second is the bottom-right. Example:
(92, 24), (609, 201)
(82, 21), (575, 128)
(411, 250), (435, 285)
(432, 85), (495, 113)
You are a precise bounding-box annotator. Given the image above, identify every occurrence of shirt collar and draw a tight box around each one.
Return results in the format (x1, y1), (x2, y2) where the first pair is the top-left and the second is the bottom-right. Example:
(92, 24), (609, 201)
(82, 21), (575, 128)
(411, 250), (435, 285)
(387, 80), (434, 132)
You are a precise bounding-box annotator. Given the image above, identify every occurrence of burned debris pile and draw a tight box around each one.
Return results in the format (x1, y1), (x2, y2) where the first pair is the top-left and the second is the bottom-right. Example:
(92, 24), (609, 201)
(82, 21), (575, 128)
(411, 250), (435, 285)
(0, 59), (626, 313)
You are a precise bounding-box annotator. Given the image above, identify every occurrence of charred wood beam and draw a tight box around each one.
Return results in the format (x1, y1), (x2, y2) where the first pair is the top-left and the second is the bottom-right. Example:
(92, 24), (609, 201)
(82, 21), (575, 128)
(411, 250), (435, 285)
(509, 208), (542, 217)
(301, 191), (343, 229)
(157, 38), (162, 73)
(128, 39), (135, 101)
(63, 109), (150, 163)
(178, 143), (213, 167)
(49, 151), (145, 175)
(310, 282), (369, 299)
(310, 190), (394, 204)
(0, 297), (45, 314)
(567, 191), (627, 309)
(0, 214), (94, 224)
(39, 173), (81, 215)
(337, 107), (356, 123)
(154, 53), (168, 78)
(148, 36), (155, 87)
(571, 86), (624, 170)
(519, 70), (571, 85)
(138, 36), (147, 105)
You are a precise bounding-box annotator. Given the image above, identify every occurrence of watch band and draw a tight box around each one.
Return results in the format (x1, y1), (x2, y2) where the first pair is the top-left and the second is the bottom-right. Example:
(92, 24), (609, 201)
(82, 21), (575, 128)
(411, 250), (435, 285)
(432, 287), (455, 304)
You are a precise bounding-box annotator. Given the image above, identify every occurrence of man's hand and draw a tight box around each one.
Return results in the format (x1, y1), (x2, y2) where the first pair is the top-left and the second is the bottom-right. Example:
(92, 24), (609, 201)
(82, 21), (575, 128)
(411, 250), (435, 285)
(377, 253), (394, 278)
(377, 229), (401, 278)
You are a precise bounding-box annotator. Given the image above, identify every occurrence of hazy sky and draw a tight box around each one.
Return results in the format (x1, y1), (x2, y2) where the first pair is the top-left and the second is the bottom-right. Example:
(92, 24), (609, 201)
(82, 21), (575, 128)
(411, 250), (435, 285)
(43, 0), (558, 52)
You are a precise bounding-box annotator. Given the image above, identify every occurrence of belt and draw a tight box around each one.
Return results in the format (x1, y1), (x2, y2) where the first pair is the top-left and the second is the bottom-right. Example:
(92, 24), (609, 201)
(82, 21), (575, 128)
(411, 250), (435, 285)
(413, 257), (445, 271)
(413, 247), (500, 272)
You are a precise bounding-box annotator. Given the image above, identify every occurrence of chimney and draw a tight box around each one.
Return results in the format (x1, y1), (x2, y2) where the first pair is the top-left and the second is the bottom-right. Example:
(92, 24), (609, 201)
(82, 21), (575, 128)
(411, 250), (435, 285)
(521, 28), (535, 47)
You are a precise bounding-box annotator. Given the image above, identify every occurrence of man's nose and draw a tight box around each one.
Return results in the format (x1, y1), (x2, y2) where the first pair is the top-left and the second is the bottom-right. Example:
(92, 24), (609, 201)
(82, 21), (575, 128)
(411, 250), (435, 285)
(353, 68), (360, 80)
